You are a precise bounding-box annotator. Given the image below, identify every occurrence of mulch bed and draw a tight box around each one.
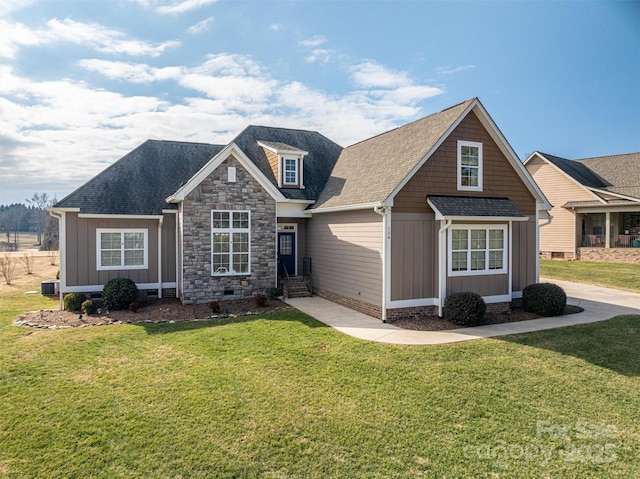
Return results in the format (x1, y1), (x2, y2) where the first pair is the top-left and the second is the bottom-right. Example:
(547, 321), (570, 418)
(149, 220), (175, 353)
(389, 305), (585, 331)
(16, 298), (291, 330)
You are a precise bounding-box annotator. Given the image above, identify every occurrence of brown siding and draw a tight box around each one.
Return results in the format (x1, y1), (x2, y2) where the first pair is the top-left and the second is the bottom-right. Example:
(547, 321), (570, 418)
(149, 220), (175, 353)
(447, 273), (509, 297)
(264, 148), (280, 184)
(65, 213), (159, 287)
(512, 218), (537, 291)
(306, 209), (383, 308)
(526, 155), (594, 254)
(161, 212), (177, 283)
(390, 213), (437, 300)
(394, 111), (536, 216)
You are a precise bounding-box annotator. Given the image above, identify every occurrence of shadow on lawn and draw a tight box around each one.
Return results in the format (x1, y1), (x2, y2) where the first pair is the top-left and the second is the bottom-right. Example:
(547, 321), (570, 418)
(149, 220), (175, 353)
(500, 315), (640, 377)
(135, 309), (328, 335)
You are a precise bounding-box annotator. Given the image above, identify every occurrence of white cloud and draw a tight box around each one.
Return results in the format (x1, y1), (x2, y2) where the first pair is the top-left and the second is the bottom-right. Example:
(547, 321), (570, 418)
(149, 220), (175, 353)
(0, 0), (37, 15)
(267, 23), (282, 32)
(156, 0), (217, 14)
(188, 17), (214, 34)
(77, 59), (181, 83)
(305, 48), (333, 64)
(436, 65), (475, 76)
(0, 18), (180, 59)
(300, 35), (326, 47)
(349, 61), (412, 88)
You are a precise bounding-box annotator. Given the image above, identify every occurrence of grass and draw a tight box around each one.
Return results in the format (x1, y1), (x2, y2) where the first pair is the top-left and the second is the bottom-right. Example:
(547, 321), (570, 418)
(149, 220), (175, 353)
(1, 270), (639, 477)
(540, 259), (640, 293)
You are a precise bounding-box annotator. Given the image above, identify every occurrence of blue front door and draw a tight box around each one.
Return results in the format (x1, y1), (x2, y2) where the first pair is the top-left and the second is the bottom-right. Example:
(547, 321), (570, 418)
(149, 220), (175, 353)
(278, 232), (296, 276)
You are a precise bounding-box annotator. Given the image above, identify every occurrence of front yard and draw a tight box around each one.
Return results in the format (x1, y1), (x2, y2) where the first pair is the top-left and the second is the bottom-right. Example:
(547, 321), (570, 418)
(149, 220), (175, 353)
(1, 265), (639, 477)
(540, 259), (640, 292)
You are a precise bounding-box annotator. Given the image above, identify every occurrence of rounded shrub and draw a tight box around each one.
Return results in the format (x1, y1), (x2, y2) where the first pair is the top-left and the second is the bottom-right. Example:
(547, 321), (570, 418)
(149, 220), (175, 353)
(522, 283), (566, 317)
(102, 278), (138, 311)
(81, 299), (97, 315)
(444, 292), (487, 327)
(63, 292), (86, 312)
(254, 292), (269, 307)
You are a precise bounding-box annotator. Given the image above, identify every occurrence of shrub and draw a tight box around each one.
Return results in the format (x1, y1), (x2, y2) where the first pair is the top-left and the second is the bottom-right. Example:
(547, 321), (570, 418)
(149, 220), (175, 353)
(81, 299), (97, 315)
(265, 287), (282, 300)
(444, 292), (486, 327)
(56, 270), (60, 280)
(102, 278), (138, 311)
(128, 302), (140, 313)
(523, 283), (567, 317)
(209, 300), (221, 314)
(255, 293), (269, 307)
(64, 292), (86, 312)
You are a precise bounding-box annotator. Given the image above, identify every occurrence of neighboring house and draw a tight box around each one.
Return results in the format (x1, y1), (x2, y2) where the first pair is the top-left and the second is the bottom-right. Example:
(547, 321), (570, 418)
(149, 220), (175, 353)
(50, 98), (550, 321)
(524, 152), (640, 264)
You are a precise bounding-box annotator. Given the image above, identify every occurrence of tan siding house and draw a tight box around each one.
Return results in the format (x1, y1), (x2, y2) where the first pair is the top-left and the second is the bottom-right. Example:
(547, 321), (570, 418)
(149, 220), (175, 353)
(524, 152), (640, 263)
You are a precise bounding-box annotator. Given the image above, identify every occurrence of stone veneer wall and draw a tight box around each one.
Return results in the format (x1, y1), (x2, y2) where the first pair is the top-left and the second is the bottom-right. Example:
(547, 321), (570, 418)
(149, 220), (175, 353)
(577, 247), (640, 264)
(181, 154), (277, 304)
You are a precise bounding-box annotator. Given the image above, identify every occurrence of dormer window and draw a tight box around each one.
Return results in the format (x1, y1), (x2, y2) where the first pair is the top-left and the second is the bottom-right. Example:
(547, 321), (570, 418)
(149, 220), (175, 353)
(457, 140), (483, 191)
(284, 158), (298, 185)
(257, 141), (308, 189)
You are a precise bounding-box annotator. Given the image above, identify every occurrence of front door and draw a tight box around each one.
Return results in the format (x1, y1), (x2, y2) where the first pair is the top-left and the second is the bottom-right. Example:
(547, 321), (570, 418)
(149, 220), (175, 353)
(278, 232), (296, 276)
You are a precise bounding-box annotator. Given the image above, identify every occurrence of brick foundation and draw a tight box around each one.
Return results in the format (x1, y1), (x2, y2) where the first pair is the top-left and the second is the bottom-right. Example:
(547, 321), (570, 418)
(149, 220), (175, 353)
(385, 305), (438, 321)
(486, 301), (510, 314)
(314, 288), (382, 320)
(540, 251), (576, 260)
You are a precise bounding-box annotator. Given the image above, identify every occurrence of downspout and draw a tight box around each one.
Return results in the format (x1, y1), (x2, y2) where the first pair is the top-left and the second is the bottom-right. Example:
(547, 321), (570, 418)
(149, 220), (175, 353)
(48, 210), (64, 310)
(374, 206), (390, 323)
(438, 219), (452, 317)
(537, 205), (552, 282)
(157, 216), (163, 299)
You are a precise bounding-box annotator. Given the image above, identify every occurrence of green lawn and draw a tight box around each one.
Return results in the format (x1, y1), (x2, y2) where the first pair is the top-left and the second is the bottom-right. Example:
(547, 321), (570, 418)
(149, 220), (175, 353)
(540, 259), (640, 292)
(1, 283), (639, 477)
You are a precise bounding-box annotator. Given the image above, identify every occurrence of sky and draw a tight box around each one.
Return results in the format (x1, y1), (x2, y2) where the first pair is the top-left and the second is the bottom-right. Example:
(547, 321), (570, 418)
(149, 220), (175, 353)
(0, 0), (639, 206)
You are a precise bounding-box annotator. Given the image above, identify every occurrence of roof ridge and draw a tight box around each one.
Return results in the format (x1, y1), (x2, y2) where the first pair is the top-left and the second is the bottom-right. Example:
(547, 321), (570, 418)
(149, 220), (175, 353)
(147, 139), (224, 147)
(576, 152), (640, 162)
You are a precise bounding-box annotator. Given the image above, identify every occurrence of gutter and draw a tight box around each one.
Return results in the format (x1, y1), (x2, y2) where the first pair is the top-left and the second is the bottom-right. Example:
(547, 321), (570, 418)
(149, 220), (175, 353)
(157, 216), (163, 299)
(373, 206), (390, 322)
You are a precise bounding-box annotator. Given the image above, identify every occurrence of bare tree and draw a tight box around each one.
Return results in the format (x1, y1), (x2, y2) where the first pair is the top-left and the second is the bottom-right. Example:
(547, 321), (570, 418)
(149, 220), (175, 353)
(46, 249), (58, 266)
(21, 252), (35, 274)
(26, 193), (52, 245)
(0, 254), (16, 285)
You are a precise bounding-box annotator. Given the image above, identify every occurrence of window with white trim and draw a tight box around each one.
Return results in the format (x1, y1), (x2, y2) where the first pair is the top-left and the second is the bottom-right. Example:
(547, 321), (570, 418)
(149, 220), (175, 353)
(448, 225), (507, 276)
(283, 158), (298, 185)
(97, 229), (148, 270)
(211, 211), (250, 275)
(457, 140), (483, 191)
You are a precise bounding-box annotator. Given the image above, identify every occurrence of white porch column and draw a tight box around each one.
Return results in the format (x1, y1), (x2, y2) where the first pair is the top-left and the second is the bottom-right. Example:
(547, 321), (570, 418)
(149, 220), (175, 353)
(605, 211), (611, 248)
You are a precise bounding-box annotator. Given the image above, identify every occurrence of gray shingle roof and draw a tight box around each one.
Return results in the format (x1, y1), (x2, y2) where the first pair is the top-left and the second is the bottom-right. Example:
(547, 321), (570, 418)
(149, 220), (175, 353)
(54, 140), (224, 215)
(231, 126), (343, 201)
(314, 98), (475, 209)
(427, 195), (526, 218)
(538, 152), (608, 189)
(576, 153), (640, 199)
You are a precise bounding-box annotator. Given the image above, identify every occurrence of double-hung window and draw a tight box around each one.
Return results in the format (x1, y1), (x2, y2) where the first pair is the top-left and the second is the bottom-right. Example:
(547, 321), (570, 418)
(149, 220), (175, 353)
(449, 225), (507, 276)
(457, 140), (483, 191)
(97, 229), (148, 270)
(211, 210), (250, 275)
(283, 158), (298, 185)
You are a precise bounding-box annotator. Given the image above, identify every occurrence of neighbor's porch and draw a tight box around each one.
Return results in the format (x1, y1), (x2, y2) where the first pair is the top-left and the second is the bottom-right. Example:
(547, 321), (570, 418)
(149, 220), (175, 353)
(577, 211), (640, 263)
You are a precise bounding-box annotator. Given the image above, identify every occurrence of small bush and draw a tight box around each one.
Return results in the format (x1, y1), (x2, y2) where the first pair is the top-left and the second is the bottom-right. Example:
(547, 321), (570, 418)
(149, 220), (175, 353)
(56, 270), (60, 280)
(102, 278), (138, 311)
(444, 292), (486, 327)
(266, 287), (283, 300)
(81, 299), (97, 315)
(209, 300), (221, 314)
(255, 293), (269, 307)
(64, 292), (86, 312)
(523, 283), (567, 317)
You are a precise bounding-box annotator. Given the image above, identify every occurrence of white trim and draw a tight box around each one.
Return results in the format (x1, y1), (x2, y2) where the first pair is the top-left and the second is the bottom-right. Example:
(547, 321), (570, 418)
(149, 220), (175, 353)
(457, 140), (483, 192)
(512, 291), (523, 299)
(387, 298), (438, 309)
(570, 204), (640, 214)
(438, 219), (452, 317)
(162, 209), (178, 214)
(374, 206), (391, 322)
(483, 294), (512, 304)
(282, 157), (299, 186)
(447, 224), (508, 276)
(96, 228), (149, 271)
(308, 202), (385, 214)
(211, 210), (251, 276)
(535, 209), (540, 282)
(79, 214), (162, 219)
(257, 141), (308, 156)
(167, 143), (286, 203)
(508, 220), (513, 298)
(47, 207), (80, 213)
(178, 202), (184, 299)
(62, 282), (177, 293)
(587, 187), (640, 203)
(228, 166), (237, 183)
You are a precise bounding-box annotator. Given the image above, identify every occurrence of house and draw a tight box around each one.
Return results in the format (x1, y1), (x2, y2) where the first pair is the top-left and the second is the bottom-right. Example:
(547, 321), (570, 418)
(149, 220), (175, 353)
(524, 152), (640, 264)
(50, 98), (550, 321)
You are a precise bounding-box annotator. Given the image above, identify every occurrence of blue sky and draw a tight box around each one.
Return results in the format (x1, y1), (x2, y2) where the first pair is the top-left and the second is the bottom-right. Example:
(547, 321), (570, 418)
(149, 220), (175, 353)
(1, 0), (638, 205)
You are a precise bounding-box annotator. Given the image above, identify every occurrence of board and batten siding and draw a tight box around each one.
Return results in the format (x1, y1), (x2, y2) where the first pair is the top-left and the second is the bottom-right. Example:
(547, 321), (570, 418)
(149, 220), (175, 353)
(306, 209), (383, 308)
(512, 218), (537, 292)
(64, 213), (174, 288)
(525, 155), (595, 255)
(390, 213), (437, 301)
(393, 111), (536, 216)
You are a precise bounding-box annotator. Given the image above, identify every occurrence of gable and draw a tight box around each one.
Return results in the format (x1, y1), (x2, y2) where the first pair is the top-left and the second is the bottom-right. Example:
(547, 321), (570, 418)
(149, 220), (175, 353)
(394, 111), (537, 215)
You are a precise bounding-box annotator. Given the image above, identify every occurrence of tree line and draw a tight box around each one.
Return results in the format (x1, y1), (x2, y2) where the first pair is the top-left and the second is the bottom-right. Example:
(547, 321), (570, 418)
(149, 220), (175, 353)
(0, 193), (59, 251)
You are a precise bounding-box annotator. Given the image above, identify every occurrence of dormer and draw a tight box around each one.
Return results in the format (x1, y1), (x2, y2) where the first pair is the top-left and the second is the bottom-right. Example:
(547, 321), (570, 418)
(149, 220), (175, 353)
(257, 141), (308, 189)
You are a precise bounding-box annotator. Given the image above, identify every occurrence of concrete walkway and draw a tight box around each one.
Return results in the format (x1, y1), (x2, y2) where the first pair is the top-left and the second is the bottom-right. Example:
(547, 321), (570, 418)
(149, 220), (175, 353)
(285, 279), (640, 345)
